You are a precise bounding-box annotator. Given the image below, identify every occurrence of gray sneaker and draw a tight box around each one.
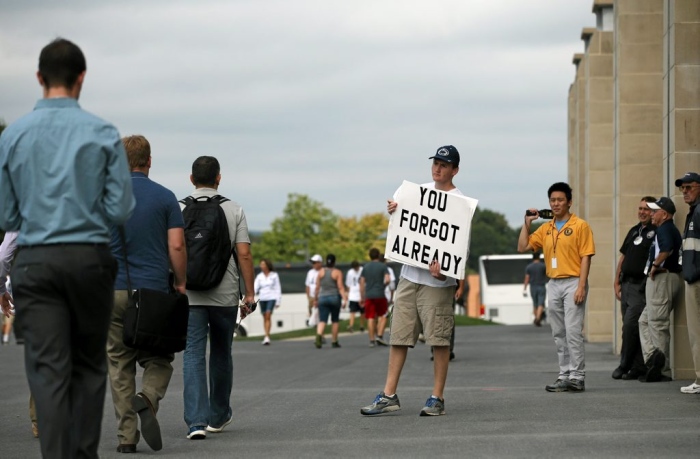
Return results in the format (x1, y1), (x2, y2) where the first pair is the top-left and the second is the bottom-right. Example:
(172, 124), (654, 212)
(360, 392), (401, 415)
(566, 379), (585, 392)
(420, 396), (445, 416)
(545, 379), (569, 392)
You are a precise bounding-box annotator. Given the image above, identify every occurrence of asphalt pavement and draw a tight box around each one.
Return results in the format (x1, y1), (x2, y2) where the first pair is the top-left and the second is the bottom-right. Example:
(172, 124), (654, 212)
(2, 324), (700, 458)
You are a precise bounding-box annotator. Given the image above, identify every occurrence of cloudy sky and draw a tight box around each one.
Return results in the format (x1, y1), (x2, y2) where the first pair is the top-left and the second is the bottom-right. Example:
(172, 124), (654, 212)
(0, 0), (595, 232)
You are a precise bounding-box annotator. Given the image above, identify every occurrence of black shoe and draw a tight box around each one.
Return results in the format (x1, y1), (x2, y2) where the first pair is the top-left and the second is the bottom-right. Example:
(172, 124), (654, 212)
(621, 368), (644, 380)
(449, 352), (455, 361)
(117, 444), (137, 454)
(612, 367), (625, 380)
(132, 393), (162, 451)
(332, 341), (341, 348)
(375, 336), (388, 346)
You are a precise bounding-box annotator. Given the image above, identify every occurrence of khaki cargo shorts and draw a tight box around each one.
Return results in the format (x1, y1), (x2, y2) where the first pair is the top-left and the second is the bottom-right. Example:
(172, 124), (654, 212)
(389, 278), (455, 347)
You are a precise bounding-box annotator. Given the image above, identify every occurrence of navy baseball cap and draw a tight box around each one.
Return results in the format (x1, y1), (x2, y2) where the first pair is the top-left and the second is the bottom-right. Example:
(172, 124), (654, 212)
(648, 197), (676, 215)
(675, 172), (700, 187)
(429, 145), (460, 166)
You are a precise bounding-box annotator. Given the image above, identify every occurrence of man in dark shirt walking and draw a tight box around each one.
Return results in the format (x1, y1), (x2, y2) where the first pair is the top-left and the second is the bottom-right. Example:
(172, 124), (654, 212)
(523, 253), (547, 326)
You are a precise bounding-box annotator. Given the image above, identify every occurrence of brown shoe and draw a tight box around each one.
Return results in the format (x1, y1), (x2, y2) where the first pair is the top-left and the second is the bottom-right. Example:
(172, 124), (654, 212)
(31, 421), (39, 438)
(132, 393), (162, 451)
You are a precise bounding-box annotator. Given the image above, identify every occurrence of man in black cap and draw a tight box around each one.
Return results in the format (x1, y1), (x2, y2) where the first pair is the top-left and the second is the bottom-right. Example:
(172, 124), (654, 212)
(676, 172), (700, 393)
(362, 145), (466, 417)
(638, 197), (682, 382)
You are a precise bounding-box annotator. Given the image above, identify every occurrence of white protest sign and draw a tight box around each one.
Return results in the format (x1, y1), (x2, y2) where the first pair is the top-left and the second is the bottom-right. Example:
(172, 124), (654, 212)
(384, 180), (478, 280)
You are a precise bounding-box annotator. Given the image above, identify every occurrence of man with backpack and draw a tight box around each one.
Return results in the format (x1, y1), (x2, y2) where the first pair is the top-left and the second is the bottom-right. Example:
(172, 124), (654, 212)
(180, 156), (255, 440)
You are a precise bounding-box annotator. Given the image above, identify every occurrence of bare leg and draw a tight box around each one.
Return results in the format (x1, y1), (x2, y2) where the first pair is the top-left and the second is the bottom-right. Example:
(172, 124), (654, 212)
(377, 315), (387, 338)
(264, 312), (272, 338)
(431, 346), (450, 399)
(368, 318), (376, 341)
(331, 322), (339, 343)
(349, 312), (355, 328)
(383, 345), (409, 395)
(316, 321), (326, 338)
(360, 313), (366, 330)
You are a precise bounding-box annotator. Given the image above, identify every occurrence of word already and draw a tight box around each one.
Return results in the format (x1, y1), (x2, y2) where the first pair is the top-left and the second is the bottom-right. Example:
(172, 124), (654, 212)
(390, 236), (463, 276)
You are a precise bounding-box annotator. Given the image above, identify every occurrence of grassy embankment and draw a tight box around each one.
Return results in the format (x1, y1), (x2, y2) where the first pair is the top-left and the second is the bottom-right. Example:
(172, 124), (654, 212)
(234, 315), (499, 342)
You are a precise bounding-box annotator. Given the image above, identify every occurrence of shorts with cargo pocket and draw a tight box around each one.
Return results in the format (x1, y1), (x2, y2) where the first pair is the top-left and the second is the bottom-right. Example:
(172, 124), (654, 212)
(389, 278), (455, 347)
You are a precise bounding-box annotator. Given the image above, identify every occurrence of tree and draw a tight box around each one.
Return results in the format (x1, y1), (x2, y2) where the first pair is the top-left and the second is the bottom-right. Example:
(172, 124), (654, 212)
(467, 208), (518, 271)
(254, 193), (337, 263)
(334, 213), (389, 262)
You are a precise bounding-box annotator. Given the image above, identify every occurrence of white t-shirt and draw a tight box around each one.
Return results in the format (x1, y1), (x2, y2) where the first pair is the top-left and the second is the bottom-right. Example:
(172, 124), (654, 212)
(384, 266), (396, 302)
(345, 267), (362, 302)
(305, 268), (319, 297)
(254, 271), (282, 305)
(394, 182), (463, 288)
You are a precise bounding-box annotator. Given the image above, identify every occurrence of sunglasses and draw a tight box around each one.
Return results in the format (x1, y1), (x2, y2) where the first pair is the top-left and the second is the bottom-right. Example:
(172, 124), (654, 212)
(679, 185), (700, 192)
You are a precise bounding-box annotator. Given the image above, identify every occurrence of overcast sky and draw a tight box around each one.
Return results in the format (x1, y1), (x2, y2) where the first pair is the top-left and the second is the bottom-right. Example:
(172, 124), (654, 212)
(0, 0), (595, 232)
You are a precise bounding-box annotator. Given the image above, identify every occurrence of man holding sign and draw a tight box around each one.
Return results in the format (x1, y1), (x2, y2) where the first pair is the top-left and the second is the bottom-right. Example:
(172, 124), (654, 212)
(361, 145), (474, 417)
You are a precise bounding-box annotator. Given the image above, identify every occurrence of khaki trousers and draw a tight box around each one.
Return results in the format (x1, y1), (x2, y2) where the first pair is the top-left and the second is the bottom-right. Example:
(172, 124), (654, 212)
(685, 281), (700, 383)
(106, 290), (174, 445)
(640, 272), (681, 378)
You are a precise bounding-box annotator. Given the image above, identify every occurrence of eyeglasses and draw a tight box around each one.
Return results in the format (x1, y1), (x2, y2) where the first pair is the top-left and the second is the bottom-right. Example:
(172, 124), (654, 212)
(679, 185), (700, 192)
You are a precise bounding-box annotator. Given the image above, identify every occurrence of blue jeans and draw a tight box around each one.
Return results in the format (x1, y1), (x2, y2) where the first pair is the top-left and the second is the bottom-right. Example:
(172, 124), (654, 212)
(183, 306), (238, 429)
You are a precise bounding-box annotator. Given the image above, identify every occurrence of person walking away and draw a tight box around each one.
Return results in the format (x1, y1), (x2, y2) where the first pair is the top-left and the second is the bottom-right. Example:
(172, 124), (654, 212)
(314, 254), (346, 348)
(523, 252), (548, 326)
(0, 38), (135, 458)
(360, 248), (390, 347)
(106, 135), (187, 453)
(518, 182), (595, 393)
(181, 156), (255, 440)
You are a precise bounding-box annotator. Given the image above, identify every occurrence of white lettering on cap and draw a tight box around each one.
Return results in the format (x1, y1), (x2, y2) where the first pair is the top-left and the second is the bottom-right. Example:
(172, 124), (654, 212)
(437, 148), (450, 156)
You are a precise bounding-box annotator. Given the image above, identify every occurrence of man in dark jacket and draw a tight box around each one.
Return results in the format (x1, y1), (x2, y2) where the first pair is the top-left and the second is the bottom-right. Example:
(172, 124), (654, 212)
(677, 172), (700, 394)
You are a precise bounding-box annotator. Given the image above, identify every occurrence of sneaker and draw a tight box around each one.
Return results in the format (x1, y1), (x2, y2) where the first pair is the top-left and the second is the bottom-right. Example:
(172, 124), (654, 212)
(347, 326), (354, 333)
(187, 426), (207, 440)
(566, 379), (585, 392)
(332, 341), (341, 348)
(359, 327), (365, 333)
(545, 379), (569, 392)
(417, 333), (426, 344)
(681, 382), (700, 394)
(420, 395), (445, 416)
(262, 336), (270, 346)
(360, 392), (401, 416)
(375, 336), (388, 346)
(315, 335), (322, 349)
(369, 341), (376, 348)
(206, 414), (233, 433)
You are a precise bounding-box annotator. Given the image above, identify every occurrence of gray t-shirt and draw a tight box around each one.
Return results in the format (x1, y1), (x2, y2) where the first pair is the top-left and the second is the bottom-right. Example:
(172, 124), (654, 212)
(361, 261), (388, 299)
(525, 261), (547, 287)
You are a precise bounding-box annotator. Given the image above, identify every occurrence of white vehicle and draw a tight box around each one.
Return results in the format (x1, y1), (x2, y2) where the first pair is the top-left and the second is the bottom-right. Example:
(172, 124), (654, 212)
(234, 262), (402, 338)
(478, 254), (545, 325)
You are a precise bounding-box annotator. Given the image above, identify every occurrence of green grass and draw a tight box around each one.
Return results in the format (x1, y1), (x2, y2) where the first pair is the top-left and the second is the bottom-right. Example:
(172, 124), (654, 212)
(234, 315), (499, 341)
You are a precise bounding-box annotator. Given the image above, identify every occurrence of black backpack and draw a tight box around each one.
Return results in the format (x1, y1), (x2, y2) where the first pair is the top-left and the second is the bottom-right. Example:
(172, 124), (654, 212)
(180, 195), (232, 291)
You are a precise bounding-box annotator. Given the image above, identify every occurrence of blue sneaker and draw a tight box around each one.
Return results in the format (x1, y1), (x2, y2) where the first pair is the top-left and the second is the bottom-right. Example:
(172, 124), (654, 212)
(187, 426), (207, 440)
(420, 396), (445, 416)
(360, 392), (401, 415)
(206, 413), (233, 433)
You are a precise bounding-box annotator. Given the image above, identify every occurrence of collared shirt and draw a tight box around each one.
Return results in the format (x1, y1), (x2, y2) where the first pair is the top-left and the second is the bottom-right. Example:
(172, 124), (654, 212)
(0, 231), (18, 295)
(0, 98), (135, 245)
(649, 219), (682, 273)
(528, 213), (595, 278)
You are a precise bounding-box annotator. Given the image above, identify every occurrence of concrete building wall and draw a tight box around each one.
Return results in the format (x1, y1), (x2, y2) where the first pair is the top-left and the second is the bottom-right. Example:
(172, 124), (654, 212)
(570, 0), (700, 378)
(664, 0), (700, 380)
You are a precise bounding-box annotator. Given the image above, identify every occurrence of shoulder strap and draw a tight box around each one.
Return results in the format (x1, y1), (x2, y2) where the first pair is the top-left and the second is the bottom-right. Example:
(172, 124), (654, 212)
(179, 196), (196, 207)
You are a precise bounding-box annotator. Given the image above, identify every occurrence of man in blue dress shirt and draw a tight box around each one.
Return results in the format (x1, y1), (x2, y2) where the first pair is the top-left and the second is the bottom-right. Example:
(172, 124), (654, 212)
(0, 38), (134, 459)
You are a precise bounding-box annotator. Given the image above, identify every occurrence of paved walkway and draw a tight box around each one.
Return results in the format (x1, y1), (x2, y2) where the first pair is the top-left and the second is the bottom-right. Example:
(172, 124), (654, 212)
(2, 324), (699, 458)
